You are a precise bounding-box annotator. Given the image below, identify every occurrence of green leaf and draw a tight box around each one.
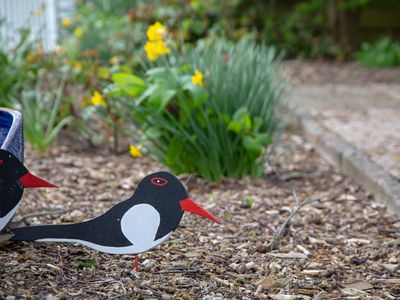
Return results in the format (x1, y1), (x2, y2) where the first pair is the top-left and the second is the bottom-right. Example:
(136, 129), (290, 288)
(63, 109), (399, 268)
(221, 114), (231, 124)
(72, 258), (96, 269)
(242, 197), (255, 208)
(146, 67), (169, 77)
(227, 120), (242, 134)
(112, 72), (146, 97)
(147, 88), (176, 112)
(165, 137), (183, 166)
(184, 82), (208, 105)
(229, 107), (252, 133)
(145, 127), (162, 139)
(227, 114), (251, 134)
(256, 133), (273, 145)
(243, 136), (263, 156)
(243, 133), (272, 156)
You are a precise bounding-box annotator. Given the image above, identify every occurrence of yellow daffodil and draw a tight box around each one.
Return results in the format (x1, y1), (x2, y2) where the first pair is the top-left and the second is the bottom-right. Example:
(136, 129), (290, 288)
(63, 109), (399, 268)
(146, 21), (167, 41)
(74, 27), (83, 38)
(144, 40), (170, 61)
(191, 70), (204, 87)
(62, 17), (71, 27)
(91, 91), (106, 107)
(129, 144), (142, 158)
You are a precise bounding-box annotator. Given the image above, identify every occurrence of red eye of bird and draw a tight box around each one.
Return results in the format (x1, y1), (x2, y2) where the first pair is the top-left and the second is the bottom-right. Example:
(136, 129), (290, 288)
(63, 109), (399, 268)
(151, 177), (168, 187)
(0, 160), (3, 165)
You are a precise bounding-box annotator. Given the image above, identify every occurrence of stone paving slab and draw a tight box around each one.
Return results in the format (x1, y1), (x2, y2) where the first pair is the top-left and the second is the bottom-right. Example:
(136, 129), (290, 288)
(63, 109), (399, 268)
(288, 83), (400, 213)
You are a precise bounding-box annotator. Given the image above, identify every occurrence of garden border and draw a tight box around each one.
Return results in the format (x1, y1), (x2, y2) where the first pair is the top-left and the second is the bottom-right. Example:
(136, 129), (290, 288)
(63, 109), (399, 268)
(289, 106), (400, 214)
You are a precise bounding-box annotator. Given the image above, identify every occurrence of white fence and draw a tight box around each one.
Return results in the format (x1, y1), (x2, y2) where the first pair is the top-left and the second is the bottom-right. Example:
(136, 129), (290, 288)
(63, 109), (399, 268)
(0, 0), (74, 51)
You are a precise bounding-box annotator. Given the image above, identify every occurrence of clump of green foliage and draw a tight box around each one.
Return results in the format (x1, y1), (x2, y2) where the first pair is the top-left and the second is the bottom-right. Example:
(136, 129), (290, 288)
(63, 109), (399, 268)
(0, 21), (76, 152)
(110, 37), (284, 181)
(0, 27), (35, 106)
(356, 37), (400, 67)
(61, 2), (146, 64)
(20, 72), (74, 151)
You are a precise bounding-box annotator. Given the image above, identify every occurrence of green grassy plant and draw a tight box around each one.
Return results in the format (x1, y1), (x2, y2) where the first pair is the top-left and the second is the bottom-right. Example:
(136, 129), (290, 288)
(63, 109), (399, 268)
(20, 72), (74, 151)
(356, 37), (400, 68)
(111, 37), (285, 181)
(0, 27), (35, 106)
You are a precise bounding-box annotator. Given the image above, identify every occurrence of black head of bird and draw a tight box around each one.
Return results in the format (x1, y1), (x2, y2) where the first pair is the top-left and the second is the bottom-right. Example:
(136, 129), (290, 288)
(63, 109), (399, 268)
(132, 171), (221, 239)
(0, 149), (56, 189)
(0, 149), (56, 231)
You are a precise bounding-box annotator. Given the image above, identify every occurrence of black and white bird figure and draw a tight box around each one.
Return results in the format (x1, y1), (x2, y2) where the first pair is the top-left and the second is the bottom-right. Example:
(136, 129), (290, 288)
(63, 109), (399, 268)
(5, 171), (221, 255)
(0, 149), (56, 231)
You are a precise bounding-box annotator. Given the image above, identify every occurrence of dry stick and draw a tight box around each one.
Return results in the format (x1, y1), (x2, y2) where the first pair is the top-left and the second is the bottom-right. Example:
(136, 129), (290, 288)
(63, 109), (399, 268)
(18, 208), (68, 221)
(268, 197), (321, 250)
(184, 173), (193, 186)
(155, 267), (203, 275)
(6, 209), (69, 230)
(266, 157), (321, 249)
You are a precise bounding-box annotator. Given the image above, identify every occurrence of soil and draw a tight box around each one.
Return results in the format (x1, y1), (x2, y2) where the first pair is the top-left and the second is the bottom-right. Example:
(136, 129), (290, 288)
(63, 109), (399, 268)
(0, 132), (399, 299)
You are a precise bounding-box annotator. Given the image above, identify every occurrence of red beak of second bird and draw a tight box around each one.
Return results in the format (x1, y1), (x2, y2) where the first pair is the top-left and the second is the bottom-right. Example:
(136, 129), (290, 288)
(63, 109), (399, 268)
(19, 172), (57, 188)
(180, 198), (222, 224)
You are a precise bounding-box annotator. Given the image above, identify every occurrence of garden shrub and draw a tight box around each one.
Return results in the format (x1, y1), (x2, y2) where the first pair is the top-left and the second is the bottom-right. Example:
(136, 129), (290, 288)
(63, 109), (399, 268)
(0, 27), (35, 106)
(66, 0), (400, 64)
(356, 37), (400, 67)
(61, 2), (147, 64)
(108, 24), (284, 181)
(20, 71), (74, 151)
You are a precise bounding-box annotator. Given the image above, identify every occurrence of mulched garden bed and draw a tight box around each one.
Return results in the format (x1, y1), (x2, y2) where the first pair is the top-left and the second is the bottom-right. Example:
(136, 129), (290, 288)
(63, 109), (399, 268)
(0, 132), (399, 299)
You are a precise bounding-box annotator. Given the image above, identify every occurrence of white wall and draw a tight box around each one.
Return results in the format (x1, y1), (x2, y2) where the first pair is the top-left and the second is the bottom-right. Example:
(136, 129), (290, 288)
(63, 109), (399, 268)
(0, 0), (74, 52)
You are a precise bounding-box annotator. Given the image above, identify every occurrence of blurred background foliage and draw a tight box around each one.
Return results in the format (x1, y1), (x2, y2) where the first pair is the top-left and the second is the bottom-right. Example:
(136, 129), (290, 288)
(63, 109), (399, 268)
(0, 0), (399, 179)
(75, 0), (400, 60)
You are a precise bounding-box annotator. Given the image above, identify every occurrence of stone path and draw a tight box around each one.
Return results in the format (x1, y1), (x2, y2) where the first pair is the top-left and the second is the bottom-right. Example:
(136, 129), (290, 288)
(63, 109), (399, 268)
(290, 83), (400, 180)
(283, 61), (400, 212)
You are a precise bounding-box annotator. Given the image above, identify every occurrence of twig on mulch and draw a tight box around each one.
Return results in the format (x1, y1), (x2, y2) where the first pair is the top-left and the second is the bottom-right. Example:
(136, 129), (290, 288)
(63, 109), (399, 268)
(155, 267), (204, 275)
(268, 197), (321, 250)
(18, 208), (69, 221)
(267, 157), (322, 249)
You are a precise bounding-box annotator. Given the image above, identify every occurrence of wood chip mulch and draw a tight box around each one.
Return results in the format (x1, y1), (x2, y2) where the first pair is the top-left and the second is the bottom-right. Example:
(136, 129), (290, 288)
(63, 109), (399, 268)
(0, 133), (399, 299)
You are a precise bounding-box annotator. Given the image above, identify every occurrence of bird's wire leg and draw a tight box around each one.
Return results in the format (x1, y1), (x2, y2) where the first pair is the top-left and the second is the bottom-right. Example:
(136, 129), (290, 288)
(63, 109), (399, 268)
(135, 255), (139, 272)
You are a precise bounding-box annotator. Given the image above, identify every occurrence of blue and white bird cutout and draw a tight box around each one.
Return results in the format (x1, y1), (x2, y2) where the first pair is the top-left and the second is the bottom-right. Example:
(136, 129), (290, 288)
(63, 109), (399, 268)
(3, 172), (222, 257)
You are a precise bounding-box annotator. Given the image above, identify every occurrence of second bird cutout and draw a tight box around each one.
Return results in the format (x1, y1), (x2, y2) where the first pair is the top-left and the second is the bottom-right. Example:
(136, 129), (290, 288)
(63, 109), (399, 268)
(5, 171), (222, 254)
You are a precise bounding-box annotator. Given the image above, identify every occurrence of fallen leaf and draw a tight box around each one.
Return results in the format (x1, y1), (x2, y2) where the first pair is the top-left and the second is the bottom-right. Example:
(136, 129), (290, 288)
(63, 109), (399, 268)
(300, 270), (323, 276)
(269, 294), (311, 300)
(268, 252), (308, 259)
(258, 276), (281, 289)
(72, 258), (96, 268)
(344, 281), (373, 291)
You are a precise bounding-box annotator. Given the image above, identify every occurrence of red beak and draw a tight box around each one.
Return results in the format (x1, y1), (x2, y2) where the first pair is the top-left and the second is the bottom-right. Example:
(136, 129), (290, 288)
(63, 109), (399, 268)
(19, 172), (57, 188)
(180, 198), (222, 224)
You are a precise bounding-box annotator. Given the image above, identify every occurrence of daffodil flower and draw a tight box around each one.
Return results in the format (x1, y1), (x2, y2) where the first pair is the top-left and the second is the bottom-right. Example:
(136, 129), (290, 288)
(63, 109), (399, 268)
(91, 91), (106, 107)
(62, 17), (71, 27)
(144, 40), (170, 61)
(192, 70), (204, 87)
(129, 144), (142, 158)
(74, 27), (83, 38)
(146, 21), (167, 41)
